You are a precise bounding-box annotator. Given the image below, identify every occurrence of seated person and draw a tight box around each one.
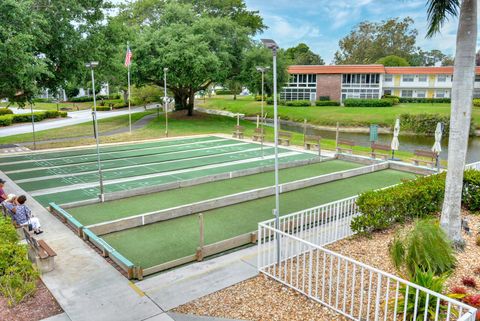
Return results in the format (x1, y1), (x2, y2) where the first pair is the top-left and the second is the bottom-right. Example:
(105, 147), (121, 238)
(1, 194), (16, 217)
(0, 179), (7, 203)
(4, 195), (43, 234)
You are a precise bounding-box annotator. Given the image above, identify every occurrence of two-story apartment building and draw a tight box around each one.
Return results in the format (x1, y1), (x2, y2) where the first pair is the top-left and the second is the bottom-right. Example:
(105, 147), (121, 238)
(281, 65), (480, 102)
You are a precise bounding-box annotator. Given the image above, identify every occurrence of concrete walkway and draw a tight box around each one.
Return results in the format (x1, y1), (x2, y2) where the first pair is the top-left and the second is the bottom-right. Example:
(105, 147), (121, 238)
(0, 105), (157, 137)
(1, 171), (163, 321)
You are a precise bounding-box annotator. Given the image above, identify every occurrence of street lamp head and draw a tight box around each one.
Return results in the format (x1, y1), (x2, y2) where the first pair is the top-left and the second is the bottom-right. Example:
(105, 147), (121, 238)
(85, 61), (99, 69)
(164, 67), (169, 72)
(256, 66), (270, 72)
(260, 39), (278, 50)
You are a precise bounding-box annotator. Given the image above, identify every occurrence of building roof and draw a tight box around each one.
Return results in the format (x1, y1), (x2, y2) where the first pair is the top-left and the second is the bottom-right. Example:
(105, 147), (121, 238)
(288, 64), (480, 75)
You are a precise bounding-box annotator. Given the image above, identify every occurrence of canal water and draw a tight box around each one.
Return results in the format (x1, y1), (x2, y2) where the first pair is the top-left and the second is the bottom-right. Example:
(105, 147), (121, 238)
(276, 122), (480, 163)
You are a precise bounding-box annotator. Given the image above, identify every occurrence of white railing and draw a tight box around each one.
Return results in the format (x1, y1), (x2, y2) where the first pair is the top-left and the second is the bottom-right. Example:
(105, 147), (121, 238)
(260, 196), (359, 248)
(465, 161), (480, 171)
(258, 223), (477, 321)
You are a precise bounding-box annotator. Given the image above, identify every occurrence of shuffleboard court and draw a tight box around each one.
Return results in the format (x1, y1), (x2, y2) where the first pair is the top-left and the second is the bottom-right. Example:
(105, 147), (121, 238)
(0, 136), (219, 165)
(32, 152), (318, 205)
(102, 169), (417, 268)
(20, 145), (295, 192)
(67, 160), (363, 226)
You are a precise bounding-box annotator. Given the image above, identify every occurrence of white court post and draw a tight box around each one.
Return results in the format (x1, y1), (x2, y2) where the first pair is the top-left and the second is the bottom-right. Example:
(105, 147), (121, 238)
(164, 67), (169, 137)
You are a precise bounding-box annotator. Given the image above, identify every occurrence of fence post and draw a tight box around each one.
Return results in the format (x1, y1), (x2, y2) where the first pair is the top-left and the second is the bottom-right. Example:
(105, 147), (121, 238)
(335, 122), (339, 154)
(196, 213), (204, 261)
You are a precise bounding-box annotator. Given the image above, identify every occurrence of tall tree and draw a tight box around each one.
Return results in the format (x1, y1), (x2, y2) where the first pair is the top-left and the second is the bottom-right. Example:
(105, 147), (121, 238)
(376, 55), (410, 66)
(285, 43), (325, 65)
(0, 0), (50, 105)
(334, 17), (418, 64)
(132, 3), (252, 116)
(239, 44), (289, 96)
(409, 49), (451, 66)
(427, 0), (477, 248)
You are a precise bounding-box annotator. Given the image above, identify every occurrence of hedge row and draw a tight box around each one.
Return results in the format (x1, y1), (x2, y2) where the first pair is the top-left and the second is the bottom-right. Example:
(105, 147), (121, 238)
(69, 94), (120, 102)
(0, 110), (67, 127)
(399, 113), (475, 136)
(285, 100), (311, 107)
(315, 100), (340, 106)
(399, 97), (451, 104)
(344, 98), (394, 107)
(0, 216), (39, 306)
(351, 170), (480, 234)
(0, 108), (13, 115)
(215, 90), (234, 95)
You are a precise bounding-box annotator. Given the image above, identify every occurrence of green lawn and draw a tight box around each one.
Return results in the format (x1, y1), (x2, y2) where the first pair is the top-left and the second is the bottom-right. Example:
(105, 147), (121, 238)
(0, 102), (92, 111)
(199, 95), (480, 129)
(103, 169), (417, 268)
(67, 160), (362, 226)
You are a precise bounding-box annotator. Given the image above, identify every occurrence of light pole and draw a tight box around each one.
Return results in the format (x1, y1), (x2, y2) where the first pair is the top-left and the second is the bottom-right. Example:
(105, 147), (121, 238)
(261, 39), (280, 265)
(164, 67), (169, 137)
(30, 103), (36, 150)
(85, 61), (105, 202)
(256, 66), (270, 158)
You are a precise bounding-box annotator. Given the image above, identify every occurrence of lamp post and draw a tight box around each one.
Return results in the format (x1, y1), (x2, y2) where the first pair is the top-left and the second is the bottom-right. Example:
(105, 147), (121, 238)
(85, 61), (105, 202)
(164, 67), (169, 137)
(261, 39), (280, 264)
(30, 103), (36, 150)
(256, 66), (270, 158)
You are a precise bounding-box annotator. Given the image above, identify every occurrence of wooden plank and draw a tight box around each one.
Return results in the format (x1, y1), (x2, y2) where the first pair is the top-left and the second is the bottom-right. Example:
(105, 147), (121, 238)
(142, 255), (197, 276)
(37, 240), (57, 257)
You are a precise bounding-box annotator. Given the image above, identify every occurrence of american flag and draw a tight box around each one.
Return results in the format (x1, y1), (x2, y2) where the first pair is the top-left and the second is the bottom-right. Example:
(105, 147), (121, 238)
(124, 46), (132, 67)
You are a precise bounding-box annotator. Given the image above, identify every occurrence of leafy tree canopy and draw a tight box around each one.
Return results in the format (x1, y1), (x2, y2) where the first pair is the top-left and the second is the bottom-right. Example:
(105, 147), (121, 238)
(285, 43), (325, 65)
(334, 17), (418, 64)
(132, 3), (252, 115)
(409, 49), (453, 66)
(376, 55), (410, 66)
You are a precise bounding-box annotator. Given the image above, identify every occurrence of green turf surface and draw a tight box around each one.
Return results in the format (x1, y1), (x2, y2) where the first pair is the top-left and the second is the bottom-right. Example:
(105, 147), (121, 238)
(8, 139), (247, 180)
(67, 160), (362, 225)
(1, 137), (226, 172)
(102, 169), (417, 268)
(33, 152), (319, 205)
(20, 144), (295, 191)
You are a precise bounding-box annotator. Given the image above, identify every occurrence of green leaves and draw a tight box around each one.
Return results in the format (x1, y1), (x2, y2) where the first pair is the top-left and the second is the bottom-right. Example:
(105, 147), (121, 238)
(426, 0), (460, 37)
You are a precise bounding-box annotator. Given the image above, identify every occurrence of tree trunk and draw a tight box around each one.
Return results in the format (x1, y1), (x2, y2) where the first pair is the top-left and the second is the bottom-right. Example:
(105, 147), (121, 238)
(187, 89), (195, 116)
(441, 0), (477, 249)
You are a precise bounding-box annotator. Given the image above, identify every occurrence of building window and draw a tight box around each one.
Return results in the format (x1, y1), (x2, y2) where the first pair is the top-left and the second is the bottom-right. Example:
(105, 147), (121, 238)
(383, 89), (392, 96)
(402, 75), (414, 82)
(280, 87), (316, 101)
(436, 90), (446, 98)
(418, 75), (427, 82)
(287, 74), (316, 88)
(437, 75), (447, 82)
(416, 90), (426, 98)
(401, 90), (413, 98)
(384, 75), (393, 82)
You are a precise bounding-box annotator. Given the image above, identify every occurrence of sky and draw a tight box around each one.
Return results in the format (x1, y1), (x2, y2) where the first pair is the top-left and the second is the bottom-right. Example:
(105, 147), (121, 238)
(244, 0), (466, 64)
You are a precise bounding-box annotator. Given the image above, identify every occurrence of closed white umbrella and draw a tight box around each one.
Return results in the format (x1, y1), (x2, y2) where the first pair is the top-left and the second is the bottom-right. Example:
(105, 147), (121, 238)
(432, 122), (442, 153)
(391, 118), (400, 159)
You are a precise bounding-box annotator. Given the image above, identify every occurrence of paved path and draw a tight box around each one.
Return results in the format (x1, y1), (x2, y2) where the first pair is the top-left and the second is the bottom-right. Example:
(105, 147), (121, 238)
(0, 105), (156, 137)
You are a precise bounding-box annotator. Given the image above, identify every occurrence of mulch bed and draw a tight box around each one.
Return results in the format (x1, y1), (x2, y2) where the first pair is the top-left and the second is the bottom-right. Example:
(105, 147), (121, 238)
(0, 279), (63, 321)
(175, 213), (480, 321)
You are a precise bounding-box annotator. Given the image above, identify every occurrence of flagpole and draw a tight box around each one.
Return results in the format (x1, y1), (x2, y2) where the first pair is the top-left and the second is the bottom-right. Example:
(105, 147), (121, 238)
(127, 42), (132, 134)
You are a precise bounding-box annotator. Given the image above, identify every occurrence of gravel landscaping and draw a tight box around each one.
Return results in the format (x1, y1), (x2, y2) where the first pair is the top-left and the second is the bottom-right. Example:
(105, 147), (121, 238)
(175, 213), (480, 321)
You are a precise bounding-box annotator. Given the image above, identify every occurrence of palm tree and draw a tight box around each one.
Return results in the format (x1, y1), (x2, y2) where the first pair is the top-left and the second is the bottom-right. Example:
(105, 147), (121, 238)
(426, 0), (477, 248)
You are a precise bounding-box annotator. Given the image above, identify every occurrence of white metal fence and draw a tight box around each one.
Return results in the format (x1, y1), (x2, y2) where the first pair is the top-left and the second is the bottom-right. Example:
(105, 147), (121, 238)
(258, 196), (477, 321)
(465, 161), (480, 171)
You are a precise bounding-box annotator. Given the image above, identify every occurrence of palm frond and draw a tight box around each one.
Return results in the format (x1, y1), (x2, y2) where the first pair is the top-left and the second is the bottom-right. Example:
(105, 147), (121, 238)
(426, 0), (460, 37)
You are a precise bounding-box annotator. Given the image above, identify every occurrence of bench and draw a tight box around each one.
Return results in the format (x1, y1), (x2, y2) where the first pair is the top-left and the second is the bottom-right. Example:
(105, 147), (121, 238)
(252, 128), (265, 142)
(336, 139), (355, 154)
(304, 135), (321, 152)
(371, 143), (391, 160)
(412, 150), (437, 168)
(278, 131), (292, 146)
(232, 126), (245, 139)
(23, 227), (57, 273)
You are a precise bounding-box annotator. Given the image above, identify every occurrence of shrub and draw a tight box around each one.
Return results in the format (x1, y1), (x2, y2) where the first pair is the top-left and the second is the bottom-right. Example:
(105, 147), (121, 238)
(400, 113), (475, 136)
(399, 97), (451, 104)
(0, 108), (13, 115)
(285, 100), (311, 107)
(464, 294), (480, 307)
(451, 286), (468, 295)
(462, 276), (477, 288)
(473, 99), (480, 107)
(393, 269), (451, 320)
(266, 98), (286, 106)
(70, 96), (93, 103)
(382, 95), (400, 105)
(32, 98), (54, 103)
(94, 106), (111, 111)
(254, 95), (267, 101)
(318, 96), (330, 101)
(343, 98), (394, 107)
(215, 89), (233, 95)
(0, 116), (12, 126)
(0, 217), (18, 245)
(389, 219), (456, 276)
(352, 174), (446, 234)
(315, 100), (340, 106)
(462, 169), (480, 211)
